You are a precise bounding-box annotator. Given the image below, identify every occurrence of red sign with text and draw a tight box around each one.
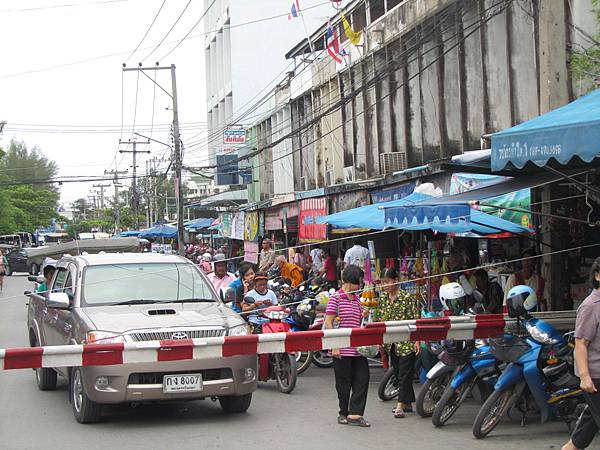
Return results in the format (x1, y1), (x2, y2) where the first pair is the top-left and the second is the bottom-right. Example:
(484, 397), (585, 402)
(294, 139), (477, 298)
(299, 198), (328, 243)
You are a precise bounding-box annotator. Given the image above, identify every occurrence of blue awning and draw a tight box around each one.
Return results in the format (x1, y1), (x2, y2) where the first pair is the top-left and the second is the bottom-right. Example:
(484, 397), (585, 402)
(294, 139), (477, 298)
(139, 224), (177, 239)
(316, 192), (431, 230)
(491, 88), (600, 171)
(184, 218), (215, 230)
(384, 204), (533, 235)
(118, 230), (141, 237)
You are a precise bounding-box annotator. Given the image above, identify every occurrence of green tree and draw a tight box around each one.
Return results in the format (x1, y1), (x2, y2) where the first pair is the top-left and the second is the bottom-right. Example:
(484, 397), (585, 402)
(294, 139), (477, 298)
(0, 140), (60, 234)
(571, 0), (600, 94)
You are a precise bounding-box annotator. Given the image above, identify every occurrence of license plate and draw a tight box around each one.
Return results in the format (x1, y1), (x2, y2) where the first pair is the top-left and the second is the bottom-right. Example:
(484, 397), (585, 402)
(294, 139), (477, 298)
(163, 374), (203, 393)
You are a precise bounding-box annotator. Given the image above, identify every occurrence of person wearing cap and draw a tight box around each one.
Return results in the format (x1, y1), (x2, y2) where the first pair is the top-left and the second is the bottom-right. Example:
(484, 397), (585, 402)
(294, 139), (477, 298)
(207, 253), (235, 293)
(258, 238), (276, 272)
(242, 272), (278, 313)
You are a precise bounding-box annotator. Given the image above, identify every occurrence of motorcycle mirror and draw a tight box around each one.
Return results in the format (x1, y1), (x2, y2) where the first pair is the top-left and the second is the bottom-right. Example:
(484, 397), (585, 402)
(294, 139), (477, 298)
(220, 286), (236, 304)
(243, 296), (256, 304)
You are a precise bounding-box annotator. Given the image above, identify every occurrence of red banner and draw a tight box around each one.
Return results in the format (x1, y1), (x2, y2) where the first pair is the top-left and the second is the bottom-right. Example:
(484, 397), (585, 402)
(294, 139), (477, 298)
(299, 198), (328, 242)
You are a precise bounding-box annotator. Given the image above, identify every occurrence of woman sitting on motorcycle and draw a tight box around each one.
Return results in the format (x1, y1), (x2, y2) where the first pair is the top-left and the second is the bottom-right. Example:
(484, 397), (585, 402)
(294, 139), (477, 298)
(228, 262), (256, 313)
(242, 273), (278, 313)
(375, 267), (420, 418)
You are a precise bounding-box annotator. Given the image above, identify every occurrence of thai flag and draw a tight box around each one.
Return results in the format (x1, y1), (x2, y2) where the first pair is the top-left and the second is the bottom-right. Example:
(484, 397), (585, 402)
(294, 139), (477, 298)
(326, 23), (343, 63)
(288, 0), (300, 20)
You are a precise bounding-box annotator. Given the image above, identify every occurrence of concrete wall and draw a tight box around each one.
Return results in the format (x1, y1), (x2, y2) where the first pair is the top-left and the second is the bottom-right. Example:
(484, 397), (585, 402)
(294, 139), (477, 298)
(288, 0), (584, 188)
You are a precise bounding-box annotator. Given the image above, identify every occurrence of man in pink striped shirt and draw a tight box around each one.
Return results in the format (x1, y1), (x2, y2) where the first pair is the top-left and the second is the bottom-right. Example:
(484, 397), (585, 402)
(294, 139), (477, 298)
(325, 265), (370, 427)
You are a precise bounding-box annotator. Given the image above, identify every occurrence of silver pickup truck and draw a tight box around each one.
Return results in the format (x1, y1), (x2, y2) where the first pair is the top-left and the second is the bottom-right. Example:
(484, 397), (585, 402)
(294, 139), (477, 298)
(27, 252), (257, 423)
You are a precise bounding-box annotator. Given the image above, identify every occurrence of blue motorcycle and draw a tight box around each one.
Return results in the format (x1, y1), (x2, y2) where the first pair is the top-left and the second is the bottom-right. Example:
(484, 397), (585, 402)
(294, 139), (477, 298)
(472, 317), (582, 439)
(432, 341), (503, 427)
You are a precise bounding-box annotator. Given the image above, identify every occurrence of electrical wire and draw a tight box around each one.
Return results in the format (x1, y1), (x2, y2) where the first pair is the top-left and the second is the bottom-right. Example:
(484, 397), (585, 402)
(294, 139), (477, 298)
(158, 0), (217, 61)
(125, 0), (168, 63)
(140, 0), (193, 63)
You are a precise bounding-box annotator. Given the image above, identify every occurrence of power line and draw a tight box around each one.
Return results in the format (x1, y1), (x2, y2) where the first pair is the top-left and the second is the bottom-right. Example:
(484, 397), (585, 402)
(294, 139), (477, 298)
(0, 0), (129, 14)
(140, 0), (193, 63)
(125, 0), (168, 62)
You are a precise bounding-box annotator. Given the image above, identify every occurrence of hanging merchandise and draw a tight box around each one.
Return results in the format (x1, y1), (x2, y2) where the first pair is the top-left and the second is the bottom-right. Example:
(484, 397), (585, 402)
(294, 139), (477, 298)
(400, 257), (409, 281)
(414, 252), (425, 286)
(361, 257), (378, 314)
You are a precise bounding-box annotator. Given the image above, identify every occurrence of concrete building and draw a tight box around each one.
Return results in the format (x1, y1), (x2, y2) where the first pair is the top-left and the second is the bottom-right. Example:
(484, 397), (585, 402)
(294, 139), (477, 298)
(245, 0), (597, 202)
(203, 0), (338, 168)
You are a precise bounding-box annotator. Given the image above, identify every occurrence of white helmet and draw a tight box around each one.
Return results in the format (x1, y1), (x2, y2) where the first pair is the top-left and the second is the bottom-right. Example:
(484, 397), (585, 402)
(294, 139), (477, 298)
(439, 282), (467, 314)
(202, 252), (212, 262)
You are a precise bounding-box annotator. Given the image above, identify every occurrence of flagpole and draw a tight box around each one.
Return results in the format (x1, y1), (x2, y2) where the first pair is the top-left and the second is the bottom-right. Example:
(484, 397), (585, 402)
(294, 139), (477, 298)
(298, 9), (315, 53)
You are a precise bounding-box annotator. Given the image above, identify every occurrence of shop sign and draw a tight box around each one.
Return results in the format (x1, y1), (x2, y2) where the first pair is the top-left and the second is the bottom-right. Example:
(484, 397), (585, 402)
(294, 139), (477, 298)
(332, 190), (370, 213)
(371, 182), (415, 203)
(299, 197), (328, 242)
(220, 213), (232, 238)
(265, 210), (282, 230)
(450, 173), (532, 228)
(223, 128), (246, 145)
(243, 240), (259, 264)
(231, 211), (245, 240)
(244, 211), (259, 242)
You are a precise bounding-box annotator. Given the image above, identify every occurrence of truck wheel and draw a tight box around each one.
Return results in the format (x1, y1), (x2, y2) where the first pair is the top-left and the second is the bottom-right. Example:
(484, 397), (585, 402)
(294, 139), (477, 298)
(219, 393), (252, 413)
(70, 368), (102, 423)
(32, 337), (57, 390)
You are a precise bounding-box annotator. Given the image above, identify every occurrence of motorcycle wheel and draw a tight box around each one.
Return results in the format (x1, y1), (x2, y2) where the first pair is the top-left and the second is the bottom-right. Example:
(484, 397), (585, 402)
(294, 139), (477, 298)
(312, 350), (334, 368)
(378, 367), (399, 401)
(274, 353), (297, 394)
(296, 351), (313, 375)
(432, 381), (473, 427)
(472, 388), (514, 439)
(416, 372), (452, 418)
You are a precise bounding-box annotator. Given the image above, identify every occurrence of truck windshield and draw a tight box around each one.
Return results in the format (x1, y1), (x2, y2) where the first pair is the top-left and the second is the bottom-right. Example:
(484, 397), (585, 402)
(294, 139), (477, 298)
(81, 263), (217, 306)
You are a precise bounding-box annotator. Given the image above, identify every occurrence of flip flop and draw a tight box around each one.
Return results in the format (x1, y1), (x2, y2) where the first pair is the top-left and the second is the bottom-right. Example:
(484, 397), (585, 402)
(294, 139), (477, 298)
(347, 417), (371, 427)
(393, 408), (405, 419)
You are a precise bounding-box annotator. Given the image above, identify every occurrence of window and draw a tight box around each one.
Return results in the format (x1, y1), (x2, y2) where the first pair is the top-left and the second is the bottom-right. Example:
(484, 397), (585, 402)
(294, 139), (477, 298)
(370, 0), (385, 22)
(386, 0), (403, 11)
(52, 269), (68, 292)
(81, 263), (217, 306)
(352, 4), (367, 30)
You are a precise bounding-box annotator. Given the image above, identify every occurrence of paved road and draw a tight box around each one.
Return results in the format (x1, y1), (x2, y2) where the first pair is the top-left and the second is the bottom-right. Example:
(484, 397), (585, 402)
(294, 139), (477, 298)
(0, 274), (568, 450)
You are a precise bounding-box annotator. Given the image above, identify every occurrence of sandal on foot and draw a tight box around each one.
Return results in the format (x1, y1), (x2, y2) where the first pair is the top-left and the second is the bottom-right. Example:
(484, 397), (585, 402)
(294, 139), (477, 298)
(393, 408), (405, 418)
(337, 415), (348, 425)
(347, 417), (371, 427)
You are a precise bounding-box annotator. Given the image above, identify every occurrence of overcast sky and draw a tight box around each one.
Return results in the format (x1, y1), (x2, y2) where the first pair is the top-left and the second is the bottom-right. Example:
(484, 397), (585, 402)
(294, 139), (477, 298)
(0, 0), (341, 206)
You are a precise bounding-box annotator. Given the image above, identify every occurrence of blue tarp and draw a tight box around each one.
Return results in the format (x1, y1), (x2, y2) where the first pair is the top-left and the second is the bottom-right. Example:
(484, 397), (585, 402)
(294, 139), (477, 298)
(316, 192), (432, 230)
(491, 88), (600, 171)
(139, 224), (177, 239)
(184, 218), (215, 230)
(384, 203), (534, 235)
(119, 230), (141, 237)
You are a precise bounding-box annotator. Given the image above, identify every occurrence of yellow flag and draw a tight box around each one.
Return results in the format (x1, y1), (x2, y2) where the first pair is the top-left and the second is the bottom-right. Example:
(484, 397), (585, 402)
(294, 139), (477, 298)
(342, 15), (361, 45)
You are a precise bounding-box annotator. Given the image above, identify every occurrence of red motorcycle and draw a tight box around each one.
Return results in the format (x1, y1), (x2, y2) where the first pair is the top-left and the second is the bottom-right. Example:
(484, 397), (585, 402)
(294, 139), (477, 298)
(248, 305), (298, 394)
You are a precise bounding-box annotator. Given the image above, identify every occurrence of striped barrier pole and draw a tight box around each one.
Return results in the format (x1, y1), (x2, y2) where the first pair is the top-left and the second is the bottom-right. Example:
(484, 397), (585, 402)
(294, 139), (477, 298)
(0, 315), (506, 371)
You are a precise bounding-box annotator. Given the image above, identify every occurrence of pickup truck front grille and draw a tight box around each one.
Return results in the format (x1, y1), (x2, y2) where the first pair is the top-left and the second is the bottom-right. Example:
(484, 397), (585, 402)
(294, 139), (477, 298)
(128, 328), (225, 342)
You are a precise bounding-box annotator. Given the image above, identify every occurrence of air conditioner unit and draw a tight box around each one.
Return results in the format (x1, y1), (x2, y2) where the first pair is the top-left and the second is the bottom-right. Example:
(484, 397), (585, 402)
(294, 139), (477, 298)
(325, 169), (334, 186)
(380, 152), (407, 174)
(343, 166), (354, 183)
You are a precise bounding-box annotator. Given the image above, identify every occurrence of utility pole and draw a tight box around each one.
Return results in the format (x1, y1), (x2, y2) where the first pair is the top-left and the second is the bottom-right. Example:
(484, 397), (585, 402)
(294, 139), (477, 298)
(119, 139), (150, 230)
(105, 169), (127, 233)
(92, 183), (111, 210)
(123, 63), (184, 254)
(171, 64), (185, 255)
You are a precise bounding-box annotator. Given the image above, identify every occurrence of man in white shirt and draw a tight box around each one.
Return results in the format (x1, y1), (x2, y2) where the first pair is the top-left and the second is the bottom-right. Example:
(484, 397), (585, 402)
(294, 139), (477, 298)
(207, 254), (235, 294)
(310, 247), (325, 274)
(344, 239), (370, 268)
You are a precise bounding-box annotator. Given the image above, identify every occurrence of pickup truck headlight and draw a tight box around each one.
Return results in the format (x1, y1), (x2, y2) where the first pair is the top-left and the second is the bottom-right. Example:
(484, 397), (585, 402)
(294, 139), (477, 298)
(228, 324), (250, 336)
(86, 331), (126, 345)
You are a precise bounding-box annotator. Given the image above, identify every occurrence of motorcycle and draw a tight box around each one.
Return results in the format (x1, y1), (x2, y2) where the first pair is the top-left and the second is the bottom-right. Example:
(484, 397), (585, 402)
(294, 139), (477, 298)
(472, 316), (583, 439)
(431, 341), (503, 427)
(247, 303), (298, 394)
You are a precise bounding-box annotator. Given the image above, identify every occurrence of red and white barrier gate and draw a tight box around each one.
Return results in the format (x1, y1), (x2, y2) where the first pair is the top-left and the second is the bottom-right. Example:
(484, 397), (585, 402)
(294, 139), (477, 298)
(0, 315), (505, 371)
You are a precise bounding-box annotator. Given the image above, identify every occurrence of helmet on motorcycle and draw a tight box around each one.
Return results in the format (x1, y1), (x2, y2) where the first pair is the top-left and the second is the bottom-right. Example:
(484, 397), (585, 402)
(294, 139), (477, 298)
(439, 282), (467, 315)
(506, 285), (537, 318)
(439, 339), (476, 366)
(267, 263), (281, 279)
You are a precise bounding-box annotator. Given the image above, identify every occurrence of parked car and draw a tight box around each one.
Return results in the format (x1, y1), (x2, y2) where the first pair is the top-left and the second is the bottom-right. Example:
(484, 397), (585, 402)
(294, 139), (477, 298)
(27, 252), (257, 423)
(5, 247), (41, 275)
